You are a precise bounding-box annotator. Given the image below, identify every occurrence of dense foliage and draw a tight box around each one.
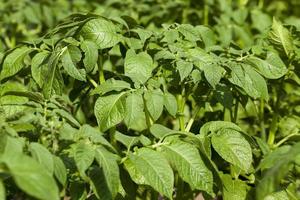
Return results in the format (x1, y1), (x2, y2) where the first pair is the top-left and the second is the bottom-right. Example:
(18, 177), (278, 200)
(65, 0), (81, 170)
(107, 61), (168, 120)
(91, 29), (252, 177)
(0, 0), (300, 199)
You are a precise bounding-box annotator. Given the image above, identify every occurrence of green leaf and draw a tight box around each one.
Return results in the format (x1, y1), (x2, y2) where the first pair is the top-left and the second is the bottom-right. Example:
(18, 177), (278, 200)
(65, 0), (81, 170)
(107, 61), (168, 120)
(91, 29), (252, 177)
(94, 93), (126, 132)
(203, 64), (225, 88)
(124, 92), (147, 131)
(61, 46), (86, 81)
(124, 148), (174, 199)
(0, 180), (5, 200)
(80, 18), (121, 49)
(200, 121), (242, 136)
(81, 40), (98, 73)
(160, 141), (213, 193)
(93, 146), (120, 199)
(30, 143), (54, 174)
(0, 46), (32, 81)
(115, 131), (140, 148)
(150, 124), (175, 139)
(265, 191), (289, 200)
(53, 156), (67, 186)
(144, 89), (164, 121)
(211, 128), (252, 171)
(269, 18), (294, 57)
(163, 92), (177, 117)
(196, 26), (217, 48)
(124, 49), (153, 84)
(70, 142), (95, 177)
(4, 154), (59, 200)
(31, 51), (49, 87)
(176, 60), (193, 81)
(246, 53), (287, 79)
(91, 79), (131, 95)
(220, 174), (247, 200)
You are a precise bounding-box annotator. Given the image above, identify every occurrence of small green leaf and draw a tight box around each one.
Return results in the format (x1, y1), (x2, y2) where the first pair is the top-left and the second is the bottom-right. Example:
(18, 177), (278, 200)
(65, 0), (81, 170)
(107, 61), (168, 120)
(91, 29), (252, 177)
(163, 92), (178, 117)
(31, 51), (49, 87)
(80, 18), (121, 49)
(160, 141), (213, 193)
(0, 46), (32, 81)
(144, 89), (164, 121)
(124, 148), (174, 199)
(176, 60), (193, 81)
(211, 128), (252, 171)
(53, 156), (67, 186)
(70, 142), (95, 177)
(94, 93), (126, 132)
(124, 92), (147, 131)
(124, 49), (153, 84)
(269, 18), (294, 57)
(203, 64), (225, 88)
(81, 40), (98, 73)
(91, 79), (131, 95)
(30, 143), (54, 174)
(220, 174), (247, 200)
(93, 147), (120, 199)
(61, 46), (86, 81)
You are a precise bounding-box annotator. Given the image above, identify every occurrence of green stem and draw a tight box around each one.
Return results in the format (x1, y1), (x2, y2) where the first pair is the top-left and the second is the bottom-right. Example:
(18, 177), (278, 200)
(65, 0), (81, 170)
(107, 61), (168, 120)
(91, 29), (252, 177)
(258, 0), (264, 9)
(259, 99), (266, 141)
(177, 94), (186, 131)
(87, 75), (98, 88)
(203, 3), (209, 25)
(98, 51), (105, 84)
(185, 106), (200, 132)
(273, 132), (300, 148)
(232, 99), (239, 123)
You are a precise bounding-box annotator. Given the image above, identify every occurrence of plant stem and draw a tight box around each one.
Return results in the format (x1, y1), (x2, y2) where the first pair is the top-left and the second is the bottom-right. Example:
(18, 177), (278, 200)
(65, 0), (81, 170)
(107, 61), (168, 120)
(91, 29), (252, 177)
(258, 0), (264, 9)
(185, 105), (200, 132)
(177, 94), (186, 131)
(273, 132), (300, 148)
(259, 99), (266, 141)
(87, 75), (98, 88)
(203, 1), (209, 25)
(98, 51), (105, 84)
(232, 99), (239, 123)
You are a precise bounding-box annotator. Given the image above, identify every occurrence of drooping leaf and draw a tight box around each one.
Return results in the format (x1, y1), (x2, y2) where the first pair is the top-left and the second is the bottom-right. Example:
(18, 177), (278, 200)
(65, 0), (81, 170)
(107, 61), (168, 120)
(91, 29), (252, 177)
(81, 40), (98, 72)
(163, 92), (178, 117)
(0, 46), (32, 81)
(124, 148), (174, 199)
(61, 45), (86, 81)
(211, 128), (252, 171)
(53, 156), (67, 186)
(124, 92), (147, 131)
(160, 141), (213, 193)
(4, 154), (59, 200)
(144, 89), (164, 121)
(31, 51), (49, 87)
(124, 49), (153, 84)
(80, 18), (121, 49)
(70, 142), (95, 177)
(30, 143), (54, 174)
(93, 146), (120, 199)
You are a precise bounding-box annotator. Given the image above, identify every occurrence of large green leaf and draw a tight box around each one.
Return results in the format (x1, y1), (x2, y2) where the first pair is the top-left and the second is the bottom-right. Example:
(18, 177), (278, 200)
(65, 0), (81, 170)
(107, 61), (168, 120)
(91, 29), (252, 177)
(124, 92), (147, 131)
(124, 148), (174, 199)
(94, 93), (126, 132)
(4, 154), (59, 200)
(70, 142), (95, 177)
(80, 40), (98, 73)
(61, 45), (86, 81)
(80, 18), (121, 49)
(93, 146), (120, 199)
(200, 121), (242, 136)
(0, 46), (32, 81)
(160, 141), (213, 193)
(124, 49), (153, 84)
(30, 143), (54, 174)
(269, 18), (294, 57)
(220, 174), (247, 200)
(246, 52), (287, 79)
(211, 128), (252, 171)
(203, 64), (225, 88)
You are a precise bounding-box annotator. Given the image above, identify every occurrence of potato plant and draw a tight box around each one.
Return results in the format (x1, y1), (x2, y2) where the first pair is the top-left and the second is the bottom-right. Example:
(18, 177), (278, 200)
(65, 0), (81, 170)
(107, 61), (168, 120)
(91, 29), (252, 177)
(0, 1), (300, 200)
